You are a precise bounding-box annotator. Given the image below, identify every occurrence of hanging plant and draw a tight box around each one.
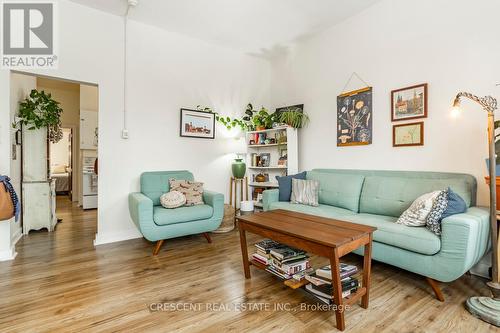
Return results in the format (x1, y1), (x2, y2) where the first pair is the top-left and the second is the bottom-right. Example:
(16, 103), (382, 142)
(197, 103), (276, 131)
(12, 89), (64, 143)
(278, 107), (310, 128)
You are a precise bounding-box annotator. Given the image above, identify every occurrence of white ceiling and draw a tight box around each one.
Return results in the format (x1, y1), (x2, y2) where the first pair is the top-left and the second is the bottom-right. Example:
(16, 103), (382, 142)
(69, 0), (379, 55)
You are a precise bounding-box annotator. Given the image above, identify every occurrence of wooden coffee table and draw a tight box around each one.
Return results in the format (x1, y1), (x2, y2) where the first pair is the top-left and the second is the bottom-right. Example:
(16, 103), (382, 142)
(237, 209), (376, 331)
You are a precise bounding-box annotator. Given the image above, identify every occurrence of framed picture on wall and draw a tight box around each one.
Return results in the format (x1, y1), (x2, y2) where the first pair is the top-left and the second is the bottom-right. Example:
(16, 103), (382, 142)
(179, 108), (215, 139)
(391, 83), (428, 121)
(393, 121), (424, 147)
(337, 87), (372, 146)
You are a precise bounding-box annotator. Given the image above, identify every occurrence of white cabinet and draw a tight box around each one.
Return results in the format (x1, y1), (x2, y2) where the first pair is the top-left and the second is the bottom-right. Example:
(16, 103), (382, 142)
(22, 127), (48, 181)
(22, 180), (57, 234)
(80, 110), (98, 150)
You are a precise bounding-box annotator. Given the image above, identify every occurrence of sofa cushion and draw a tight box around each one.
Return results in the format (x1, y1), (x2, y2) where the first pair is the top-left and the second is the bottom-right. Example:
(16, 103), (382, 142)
(276, 171), (307, 202)
(153, 204), (213, 226)
(306, 171), (365, 212)
(141, 171), (194, 206)
(268, 201), (355, 220)
(359, 176), (472, 217)
(345, 213), (441, 255)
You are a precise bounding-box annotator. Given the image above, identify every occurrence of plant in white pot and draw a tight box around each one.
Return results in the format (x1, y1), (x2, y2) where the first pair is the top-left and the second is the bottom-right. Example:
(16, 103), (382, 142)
(12, 89), (64, 143)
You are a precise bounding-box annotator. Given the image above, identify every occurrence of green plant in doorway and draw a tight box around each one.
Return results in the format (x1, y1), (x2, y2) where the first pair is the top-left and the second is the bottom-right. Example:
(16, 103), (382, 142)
(12, 89), (64, 143)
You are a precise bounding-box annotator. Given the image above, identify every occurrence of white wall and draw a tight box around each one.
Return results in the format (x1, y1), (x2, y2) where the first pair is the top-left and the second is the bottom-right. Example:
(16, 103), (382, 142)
(50, 129), (71, 167)
(270, 0), (500, 205)
(5, 73), (36, 258)
(0, 0), (271, 246)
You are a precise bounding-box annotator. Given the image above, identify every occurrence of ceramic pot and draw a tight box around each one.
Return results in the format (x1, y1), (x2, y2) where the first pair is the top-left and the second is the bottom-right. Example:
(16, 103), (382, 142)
(255, 173), (266, 182)
(232, 158), (246, 179)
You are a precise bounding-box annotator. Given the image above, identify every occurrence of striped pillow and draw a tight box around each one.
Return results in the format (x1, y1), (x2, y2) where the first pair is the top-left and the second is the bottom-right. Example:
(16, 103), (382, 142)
(290, 179), (320, 207)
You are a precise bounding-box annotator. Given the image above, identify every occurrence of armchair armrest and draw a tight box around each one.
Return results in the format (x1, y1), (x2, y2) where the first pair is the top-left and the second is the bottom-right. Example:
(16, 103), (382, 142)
(263, 189), (279, 211)
(128, 192), (154, 239)
(203, 190), (224, 220)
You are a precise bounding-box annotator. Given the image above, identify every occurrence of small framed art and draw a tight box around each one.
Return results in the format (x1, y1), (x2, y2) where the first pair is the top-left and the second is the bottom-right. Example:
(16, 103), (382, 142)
(393, 121), (424, 147)
(180, 108), (215, 139)
(391, 83), (427, 122)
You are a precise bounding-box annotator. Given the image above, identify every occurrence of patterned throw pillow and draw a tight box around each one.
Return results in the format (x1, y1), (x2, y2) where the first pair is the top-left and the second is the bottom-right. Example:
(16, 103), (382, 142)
(290, 178), (319, 207)
(160, 191), (186, 209)
(396, 191), (441, 227)
(426, 189), (449, 236)
(169, 178), (204, 206)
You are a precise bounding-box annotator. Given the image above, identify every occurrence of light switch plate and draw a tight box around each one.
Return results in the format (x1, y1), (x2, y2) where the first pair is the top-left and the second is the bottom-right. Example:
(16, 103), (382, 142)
(121, 129), (129, 139)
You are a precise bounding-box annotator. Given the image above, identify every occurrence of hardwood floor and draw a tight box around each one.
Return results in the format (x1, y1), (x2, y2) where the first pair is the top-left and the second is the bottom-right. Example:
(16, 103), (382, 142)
(0, 197), (496, 332)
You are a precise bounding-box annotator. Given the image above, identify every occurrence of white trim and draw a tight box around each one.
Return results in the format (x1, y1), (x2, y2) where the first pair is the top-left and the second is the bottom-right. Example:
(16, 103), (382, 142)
(93, 228), (142, 246)
(11, 227), (22, 245)
(0, 245), (17, 261)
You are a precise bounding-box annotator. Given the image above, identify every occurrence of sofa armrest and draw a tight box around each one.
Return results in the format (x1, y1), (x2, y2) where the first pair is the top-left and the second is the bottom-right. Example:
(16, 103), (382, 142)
(263, 189), (279, 211)
(437, 206), (490, 278)
(128, 192), (154, 238)
(203, 190), (224, 219)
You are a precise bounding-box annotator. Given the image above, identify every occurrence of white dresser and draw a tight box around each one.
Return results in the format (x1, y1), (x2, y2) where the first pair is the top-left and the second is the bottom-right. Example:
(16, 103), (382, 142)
(22, 180), (57, 234)
(22, 127), (58, 234)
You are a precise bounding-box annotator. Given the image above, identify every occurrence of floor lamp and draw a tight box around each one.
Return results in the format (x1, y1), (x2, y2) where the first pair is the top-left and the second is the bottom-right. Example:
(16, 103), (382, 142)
(452, 92), (500, 326)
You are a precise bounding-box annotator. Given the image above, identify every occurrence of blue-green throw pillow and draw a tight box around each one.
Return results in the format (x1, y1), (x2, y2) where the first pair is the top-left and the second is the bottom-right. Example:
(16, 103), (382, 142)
(276, 171), (307, 202)
(441, 187), (467, 219)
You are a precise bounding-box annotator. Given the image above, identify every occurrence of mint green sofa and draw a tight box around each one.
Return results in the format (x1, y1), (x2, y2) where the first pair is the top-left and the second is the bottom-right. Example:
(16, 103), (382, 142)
(263, 169), (490, 301)
(129, 171), (224, 255)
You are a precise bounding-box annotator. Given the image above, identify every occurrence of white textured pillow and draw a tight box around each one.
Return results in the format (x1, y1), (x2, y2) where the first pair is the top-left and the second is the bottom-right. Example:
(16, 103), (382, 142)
(290, 178), (320, 207)
(160, 191), (186, 209)
(396, 191), (441, 226)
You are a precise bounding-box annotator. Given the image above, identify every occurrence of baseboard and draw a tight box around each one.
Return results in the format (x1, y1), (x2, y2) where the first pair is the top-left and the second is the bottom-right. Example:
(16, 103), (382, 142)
(93, 228), (142, 246)
(0, 247), (17, 261)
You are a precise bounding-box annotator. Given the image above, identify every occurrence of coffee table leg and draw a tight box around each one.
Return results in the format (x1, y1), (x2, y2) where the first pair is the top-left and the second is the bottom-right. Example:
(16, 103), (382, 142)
(239, 226), (251, 279)
(330, 248), (345, 331)
(361, 234), (373, 309)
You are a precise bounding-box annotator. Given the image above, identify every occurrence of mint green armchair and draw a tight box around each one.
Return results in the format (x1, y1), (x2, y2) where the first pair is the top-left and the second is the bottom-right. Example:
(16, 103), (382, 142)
(129, 171), (224, 255)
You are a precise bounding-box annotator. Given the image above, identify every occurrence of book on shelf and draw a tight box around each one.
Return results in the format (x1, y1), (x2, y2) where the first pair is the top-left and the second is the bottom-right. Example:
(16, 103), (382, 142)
(251, 253), (270, 265)
(255, 239), (283, 253)
(316, 263), (358, 280)
(266, 265), (291, 279)
(269, 247), (306, 261)
(309, 276), (359, 295)
(292, 268), (314, 281)
(305, 271), (359, 286)
(270, 257), (311, 276)
(305, 284), (357, 304)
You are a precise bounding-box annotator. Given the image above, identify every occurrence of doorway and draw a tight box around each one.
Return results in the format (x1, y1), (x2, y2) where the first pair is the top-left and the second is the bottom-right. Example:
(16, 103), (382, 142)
(50, 128), (73, 200)
(10, 71), (99, 238)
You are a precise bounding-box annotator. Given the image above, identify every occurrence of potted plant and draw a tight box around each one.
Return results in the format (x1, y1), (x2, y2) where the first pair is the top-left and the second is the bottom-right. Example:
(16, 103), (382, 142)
(198, 103), (277, 132)
(278, 106), (310, 129)
(251, 106), (274, 131)
(12, 89), (64, 143)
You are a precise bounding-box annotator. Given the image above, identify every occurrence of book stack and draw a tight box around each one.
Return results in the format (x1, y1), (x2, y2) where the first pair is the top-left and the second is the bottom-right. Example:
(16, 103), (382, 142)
(266, 246), (311, 279)
(305, 263), (359, 304)
(250, 239), (311, 280)
(251, 239), (281, 265)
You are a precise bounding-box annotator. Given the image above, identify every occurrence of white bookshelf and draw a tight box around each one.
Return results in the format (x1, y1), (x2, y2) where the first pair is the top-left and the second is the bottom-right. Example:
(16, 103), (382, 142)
(245, 126), (298, 209)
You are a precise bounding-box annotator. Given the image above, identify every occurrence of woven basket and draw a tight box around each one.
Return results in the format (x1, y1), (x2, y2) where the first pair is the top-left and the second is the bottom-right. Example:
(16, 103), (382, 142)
(212, 204), (235, 233)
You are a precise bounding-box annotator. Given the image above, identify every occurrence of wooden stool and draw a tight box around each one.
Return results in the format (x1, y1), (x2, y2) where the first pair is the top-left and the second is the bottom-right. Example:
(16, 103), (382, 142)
(229, 177), (249, 211)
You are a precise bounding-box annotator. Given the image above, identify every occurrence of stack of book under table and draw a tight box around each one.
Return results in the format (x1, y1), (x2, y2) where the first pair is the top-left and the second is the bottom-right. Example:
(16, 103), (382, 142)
(250, 239), (359, 303)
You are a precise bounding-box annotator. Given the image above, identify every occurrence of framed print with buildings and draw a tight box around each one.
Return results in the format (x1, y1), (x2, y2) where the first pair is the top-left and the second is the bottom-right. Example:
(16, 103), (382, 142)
(180, 109), (215, 139)
(391, 83), (427, 121)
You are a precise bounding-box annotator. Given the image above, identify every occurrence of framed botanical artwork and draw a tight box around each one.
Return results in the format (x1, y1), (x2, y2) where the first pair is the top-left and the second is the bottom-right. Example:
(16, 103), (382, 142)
(179, 108), (215, 139)
(393, 121), (424, 147)
(337, 87), (372, 146)
(391, 83), (427, 122)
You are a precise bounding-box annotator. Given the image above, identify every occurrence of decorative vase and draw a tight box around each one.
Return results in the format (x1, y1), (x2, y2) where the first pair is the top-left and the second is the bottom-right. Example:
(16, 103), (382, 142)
(255, 173), (266, 182)
(232, 158), (246, 179)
